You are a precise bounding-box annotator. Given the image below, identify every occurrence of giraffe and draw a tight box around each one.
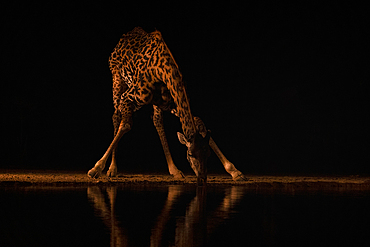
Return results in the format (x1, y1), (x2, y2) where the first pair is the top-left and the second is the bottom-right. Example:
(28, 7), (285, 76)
(87, 27), (246, 183)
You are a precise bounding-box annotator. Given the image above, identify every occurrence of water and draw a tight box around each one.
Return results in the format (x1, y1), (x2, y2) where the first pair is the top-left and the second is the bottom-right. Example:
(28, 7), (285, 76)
(1, 184), (370, 246)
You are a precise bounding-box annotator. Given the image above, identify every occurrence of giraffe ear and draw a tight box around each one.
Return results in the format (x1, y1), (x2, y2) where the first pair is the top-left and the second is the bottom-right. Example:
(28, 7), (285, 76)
(177, 132), (190, 147)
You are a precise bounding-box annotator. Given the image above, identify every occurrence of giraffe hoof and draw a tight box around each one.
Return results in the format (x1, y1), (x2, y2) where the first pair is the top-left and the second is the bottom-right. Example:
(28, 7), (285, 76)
(88, 160), (106, 179)
(172, 171), (185, 179)
(88, 168), (102, 179)
(233, 173), (248, 182)
(107, 167), (117, 178)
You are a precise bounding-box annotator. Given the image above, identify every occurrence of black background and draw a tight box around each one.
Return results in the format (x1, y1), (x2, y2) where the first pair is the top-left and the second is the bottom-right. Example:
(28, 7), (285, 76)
(1, 2), (368, 175)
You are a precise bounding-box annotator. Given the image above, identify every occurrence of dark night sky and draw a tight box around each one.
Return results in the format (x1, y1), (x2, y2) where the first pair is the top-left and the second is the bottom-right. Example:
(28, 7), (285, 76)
(1, 2), (368, 175)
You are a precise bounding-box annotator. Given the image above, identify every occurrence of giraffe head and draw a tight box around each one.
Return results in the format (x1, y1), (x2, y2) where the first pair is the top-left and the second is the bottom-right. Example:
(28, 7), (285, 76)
(177, 130), (211, 184)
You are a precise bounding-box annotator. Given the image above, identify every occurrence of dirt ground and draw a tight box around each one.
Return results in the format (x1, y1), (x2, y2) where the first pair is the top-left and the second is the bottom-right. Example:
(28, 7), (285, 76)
(1, 169), (370, 192)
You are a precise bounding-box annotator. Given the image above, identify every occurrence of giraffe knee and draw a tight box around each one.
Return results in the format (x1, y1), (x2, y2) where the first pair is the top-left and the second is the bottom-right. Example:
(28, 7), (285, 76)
(119, 121), (132, 131)
(152, 106), (163, 128)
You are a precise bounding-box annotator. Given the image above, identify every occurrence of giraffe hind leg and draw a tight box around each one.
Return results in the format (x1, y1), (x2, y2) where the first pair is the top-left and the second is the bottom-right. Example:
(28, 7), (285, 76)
(107, 72), (128, 177)
(88, 119), (132, 179)
(106, 110), (121, 177)
(88, 99), (133, 179)
(153, 105), (185, 179)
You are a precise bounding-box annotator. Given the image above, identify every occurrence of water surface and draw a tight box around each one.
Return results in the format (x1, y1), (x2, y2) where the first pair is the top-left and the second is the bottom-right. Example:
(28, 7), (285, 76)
(1, 184), (369, 246)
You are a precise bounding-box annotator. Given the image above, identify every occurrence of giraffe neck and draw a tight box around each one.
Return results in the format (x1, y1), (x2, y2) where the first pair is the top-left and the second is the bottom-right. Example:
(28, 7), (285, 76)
(151, 31), (196, 140)
(174, 84), (197, 140)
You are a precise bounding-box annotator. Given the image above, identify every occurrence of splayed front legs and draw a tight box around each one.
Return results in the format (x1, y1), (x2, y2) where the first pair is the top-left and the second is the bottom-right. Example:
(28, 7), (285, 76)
(88, 109), (245, 181)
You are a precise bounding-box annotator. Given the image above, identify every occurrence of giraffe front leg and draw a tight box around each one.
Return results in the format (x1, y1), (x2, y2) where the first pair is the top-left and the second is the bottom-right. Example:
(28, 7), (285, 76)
(209, 138), (247, 181)
(153, 105), (185, 179)
(193, 117), (247, 181)
(88, 159), (106, 179)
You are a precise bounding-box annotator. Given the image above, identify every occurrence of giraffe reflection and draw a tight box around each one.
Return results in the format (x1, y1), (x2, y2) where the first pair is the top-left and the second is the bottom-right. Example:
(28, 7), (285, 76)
(87, 187), (127, 247)
(87, 186), (246, 246)
(150, 186), (207, 247)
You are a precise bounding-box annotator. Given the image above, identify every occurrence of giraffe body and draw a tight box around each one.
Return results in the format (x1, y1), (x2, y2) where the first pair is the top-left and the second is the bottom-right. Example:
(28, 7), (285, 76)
(88, 27), (246, 183)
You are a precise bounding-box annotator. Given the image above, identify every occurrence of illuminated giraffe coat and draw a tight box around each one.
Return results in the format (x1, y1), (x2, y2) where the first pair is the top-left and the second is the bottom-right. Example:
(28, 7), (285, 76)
(88, 27), (245, 183)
